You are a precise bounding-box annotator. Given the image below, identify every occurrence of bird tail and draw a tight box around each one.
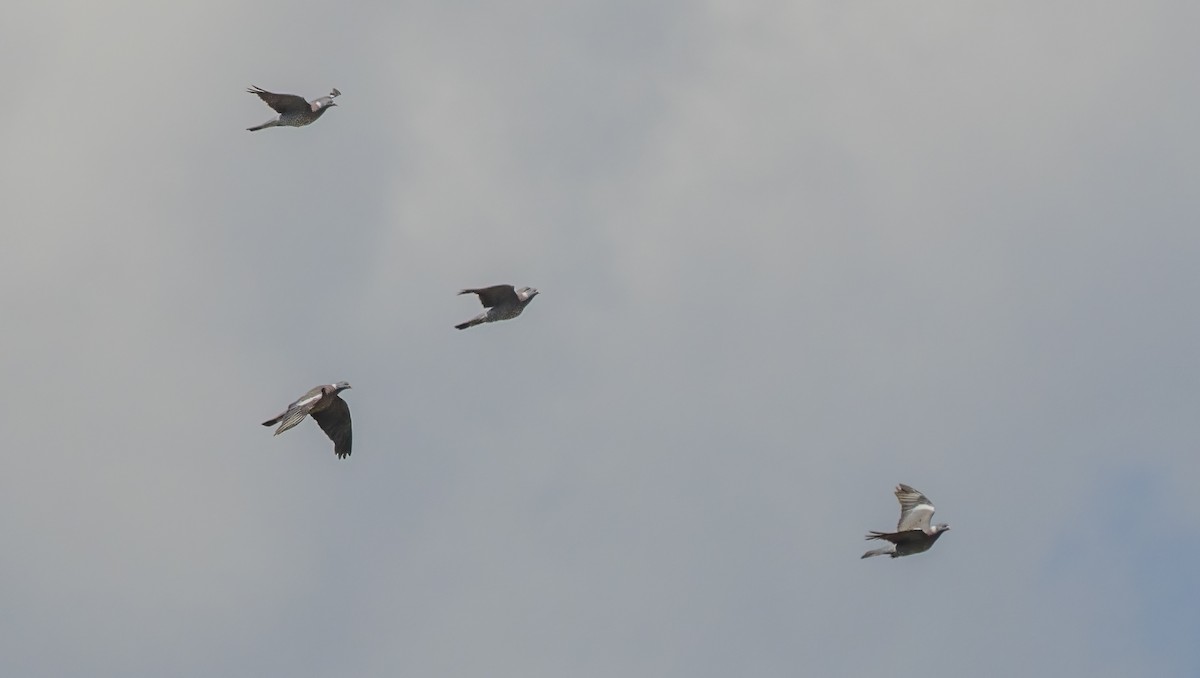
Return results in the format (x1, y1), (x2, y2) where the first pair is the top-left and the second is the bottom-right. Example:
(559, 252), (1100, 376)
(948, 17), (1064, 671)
(247, 118), (280, 131)
(861, 546), (893, 559)
(864, 531), (890, 541)
(456, 311), (490, 330)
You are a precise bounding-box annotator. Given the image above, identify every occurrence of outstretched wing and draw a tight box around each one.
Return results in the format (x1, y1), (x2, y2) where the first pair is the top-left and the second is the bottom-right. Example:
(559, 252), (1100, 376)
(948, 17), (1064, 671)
(262, 387), (324, 434)
(460, 284), (518, 308)
(311, 395), (352, 459)
(247, 86), (311, 114)
(895, 484), (936, 532)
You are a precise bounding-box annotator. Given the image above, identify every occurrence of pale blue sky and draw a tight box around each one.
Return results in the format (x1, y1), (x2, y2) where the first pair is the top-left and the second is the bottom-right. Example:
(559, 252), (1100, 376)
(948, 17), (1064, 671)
(1, 1), (1197, 676)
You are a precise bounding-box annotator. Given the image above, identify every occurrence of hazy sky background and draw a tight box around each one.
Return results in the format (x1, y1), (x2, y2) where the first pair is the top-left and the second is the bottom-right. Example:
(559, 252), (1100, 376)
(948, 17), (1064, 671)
(2, 1), (1198, 676)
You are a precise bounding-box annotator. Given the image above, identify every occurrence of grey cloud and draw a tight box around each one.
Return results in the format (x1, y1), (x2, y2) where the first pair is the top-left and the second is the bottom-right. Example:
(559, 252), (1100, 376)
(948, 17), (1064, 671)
(0, 1), (1197, 677)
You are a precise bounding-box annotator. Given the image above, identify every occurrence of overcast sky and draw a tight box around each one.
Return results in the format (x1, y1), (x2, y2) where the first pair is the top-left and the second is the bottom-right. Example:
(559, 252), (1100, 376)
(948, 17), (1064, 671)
(2, 1), (1198, 676)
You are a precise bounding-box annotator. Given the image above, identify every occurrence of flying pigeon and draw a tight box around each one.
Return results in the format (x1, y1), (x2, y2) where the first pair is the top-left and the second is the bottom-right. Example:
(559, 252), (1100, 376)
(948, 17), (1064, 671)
(262, 382), (353, 458)
(246, 86), (340, 131)
(861, 483), (950, 559)
(455, 284), (539, 330)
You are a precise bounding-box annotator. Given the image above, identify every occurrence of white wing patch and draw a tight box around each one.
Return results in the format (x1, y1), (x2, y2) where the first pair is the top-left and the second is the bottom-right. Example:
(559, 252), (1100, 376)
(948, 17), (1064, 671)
(292, 393), (322, 409)
(899, 504), (936, 532)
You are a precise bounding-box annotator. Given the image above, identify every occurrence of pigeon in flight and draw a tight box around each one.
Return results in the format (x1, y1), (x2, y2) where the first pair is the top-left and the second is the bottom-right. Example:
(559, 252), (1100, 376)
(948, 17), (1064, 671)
(861, 484), (950, 559)
(262, 382), (353, 458)
(246, 86), (340, 131)
(455, 284), (539, 330)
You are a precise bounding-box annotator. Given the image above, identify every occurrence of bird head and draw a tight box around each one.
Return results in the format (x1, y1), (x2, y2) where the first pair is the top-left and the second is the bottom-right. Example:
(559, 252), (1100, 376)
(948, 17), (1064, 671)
(331, 381), (352, 393)
(518, 286), (539, 301)
(934, 523), (950, 533)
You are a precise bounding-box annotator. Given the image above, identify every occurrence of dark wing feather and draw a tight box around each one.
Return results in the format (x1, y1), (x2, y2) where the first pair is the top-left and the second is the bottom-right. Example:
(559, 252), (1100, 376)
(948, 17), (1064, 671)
(460, 285), (518, 308)
(247, 86), (310, 114)
(869, 529), (928, 545)
(310, 395), (352, 459)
